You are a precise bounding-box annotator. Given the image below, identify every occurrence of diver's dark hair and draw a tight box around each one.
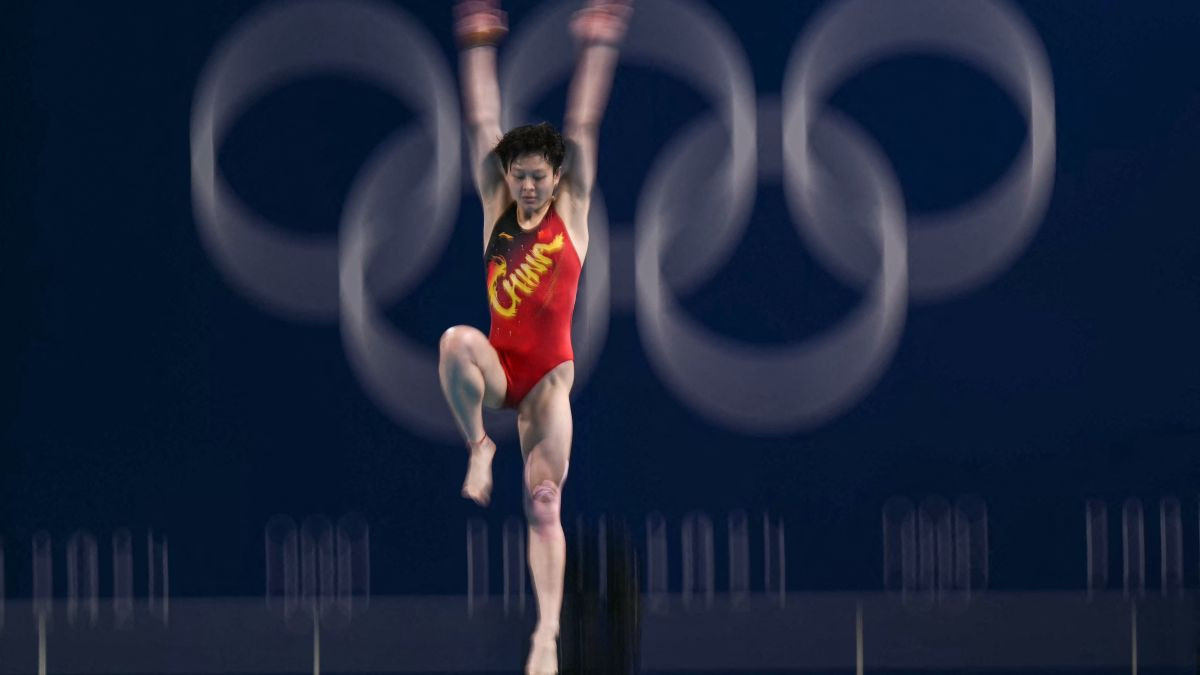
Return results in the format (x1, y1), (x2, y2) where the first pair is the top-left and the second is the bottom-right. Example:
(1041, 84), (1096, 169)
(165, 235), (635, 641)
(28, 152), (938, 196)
(493, 122), (565, 172)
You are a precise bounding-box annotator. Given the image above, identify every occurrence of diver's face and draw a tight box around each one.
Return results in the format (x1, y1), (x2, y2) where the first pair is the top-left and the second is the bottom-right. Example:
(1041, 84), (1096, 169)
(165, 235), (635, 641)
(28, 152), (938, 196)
(506, 154), (560, 214)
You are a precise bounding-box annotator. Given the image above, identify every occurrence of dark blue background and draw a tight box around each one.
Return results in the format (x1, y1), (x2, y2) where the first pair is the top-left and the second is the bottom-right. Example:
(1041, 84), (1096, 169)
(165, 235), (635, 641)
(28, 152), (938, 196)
(2, 0), (1199, 598)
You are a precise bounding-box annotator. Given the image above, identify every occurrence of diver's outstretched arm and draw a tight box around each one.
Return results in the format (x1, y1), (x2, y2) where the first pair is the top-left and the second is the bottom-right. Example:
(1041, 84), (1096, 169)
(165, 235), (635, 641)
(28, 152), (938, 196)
(560, 0), (632, 202)
(456, 1), (509, 234)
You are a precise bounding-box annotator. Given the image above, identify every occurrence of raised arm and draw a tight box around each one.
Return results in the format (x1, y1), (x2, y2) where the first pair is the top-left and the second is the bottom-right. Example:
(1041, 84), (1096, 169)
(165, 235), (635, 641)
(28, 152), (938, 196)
(455, 2), (509, 220)
(560, 1), (632, 206)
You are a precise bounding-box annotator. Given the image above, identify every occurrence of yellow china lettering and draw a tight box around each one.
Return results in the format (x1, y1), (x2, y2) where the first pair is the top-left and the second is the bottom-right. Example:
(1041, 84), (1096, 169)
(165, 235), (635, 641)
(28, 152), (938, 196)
(489, 234), (565, 318)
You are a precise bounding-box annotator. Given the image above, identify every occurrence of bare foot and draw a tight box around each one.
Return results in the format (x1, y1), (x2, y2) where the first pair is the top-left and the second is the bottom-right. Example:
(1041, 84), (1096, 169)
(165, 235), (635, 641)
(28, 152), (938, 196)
(461, 436), (495, 506)
(525, 630), (558, 675)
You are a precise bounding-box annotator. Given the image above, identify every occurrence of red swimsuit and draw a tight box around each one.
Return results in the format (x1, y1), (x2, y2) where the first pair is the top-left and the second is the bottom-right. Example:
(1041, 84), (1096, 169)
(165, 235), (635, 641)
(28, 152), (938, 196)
(485, 202), (582, 408)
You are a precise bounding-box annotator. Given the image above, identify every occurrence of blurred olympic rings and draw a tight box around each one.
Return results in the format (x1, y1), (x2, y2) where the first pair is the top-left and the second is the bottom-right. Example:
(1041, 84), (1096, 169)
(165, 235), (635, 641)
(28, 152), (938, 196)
(191, 0), (1055, 438)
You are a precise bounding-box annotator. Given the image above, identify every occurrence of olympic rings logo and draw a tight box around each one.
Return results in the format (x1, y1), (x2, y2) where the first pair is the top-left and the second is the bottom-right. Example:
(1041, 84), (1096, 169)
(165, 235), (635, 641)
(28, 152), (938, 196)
(191, 0), (1055, 440)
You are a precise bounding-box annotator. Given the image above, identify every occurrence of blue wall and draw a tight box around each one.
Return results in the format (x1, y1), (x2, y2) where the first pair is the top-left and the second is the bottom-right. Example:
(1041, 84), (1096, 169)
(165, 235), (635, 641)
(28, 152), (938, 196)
(3, 0), (1199, 597)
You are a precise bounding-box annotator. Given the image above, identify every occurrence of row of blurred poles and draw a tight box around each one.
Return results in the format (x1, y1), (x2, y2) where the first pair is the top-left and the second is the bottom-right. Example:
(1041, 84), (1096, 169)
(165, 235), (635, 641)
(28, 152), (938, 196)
(1082, 497), (1188, 597)
(464, 509), (788, 617)
(0, 529), (168, 630)
(468, 494), (1195, 617)
(0, 495), (1190, 630)
(0, 515), (370, 631)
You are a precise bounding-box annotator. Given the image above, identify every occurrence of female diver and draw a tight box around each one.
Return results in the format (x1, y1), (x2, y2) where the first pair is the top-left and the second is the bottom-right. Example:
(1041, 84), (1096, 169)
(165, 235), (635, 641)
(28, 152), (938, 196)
(438, 1), (631, 672)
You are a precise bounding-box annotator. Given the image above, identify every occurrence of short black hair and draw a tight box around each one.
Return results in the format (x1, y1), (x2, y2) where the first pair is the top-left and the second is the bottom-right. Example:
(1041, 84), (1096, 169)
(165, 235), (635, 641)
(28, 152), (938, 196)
(494, 122), (565, 172)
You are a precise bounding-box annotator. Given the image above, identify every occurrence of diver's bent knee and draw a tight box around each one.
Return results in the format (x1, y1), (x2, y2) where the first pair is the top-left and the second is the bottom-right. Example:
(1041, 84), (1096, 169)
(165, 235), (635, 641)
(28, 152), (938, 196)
(526, 480), (562, 531)
(439, 326), (477, 361)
